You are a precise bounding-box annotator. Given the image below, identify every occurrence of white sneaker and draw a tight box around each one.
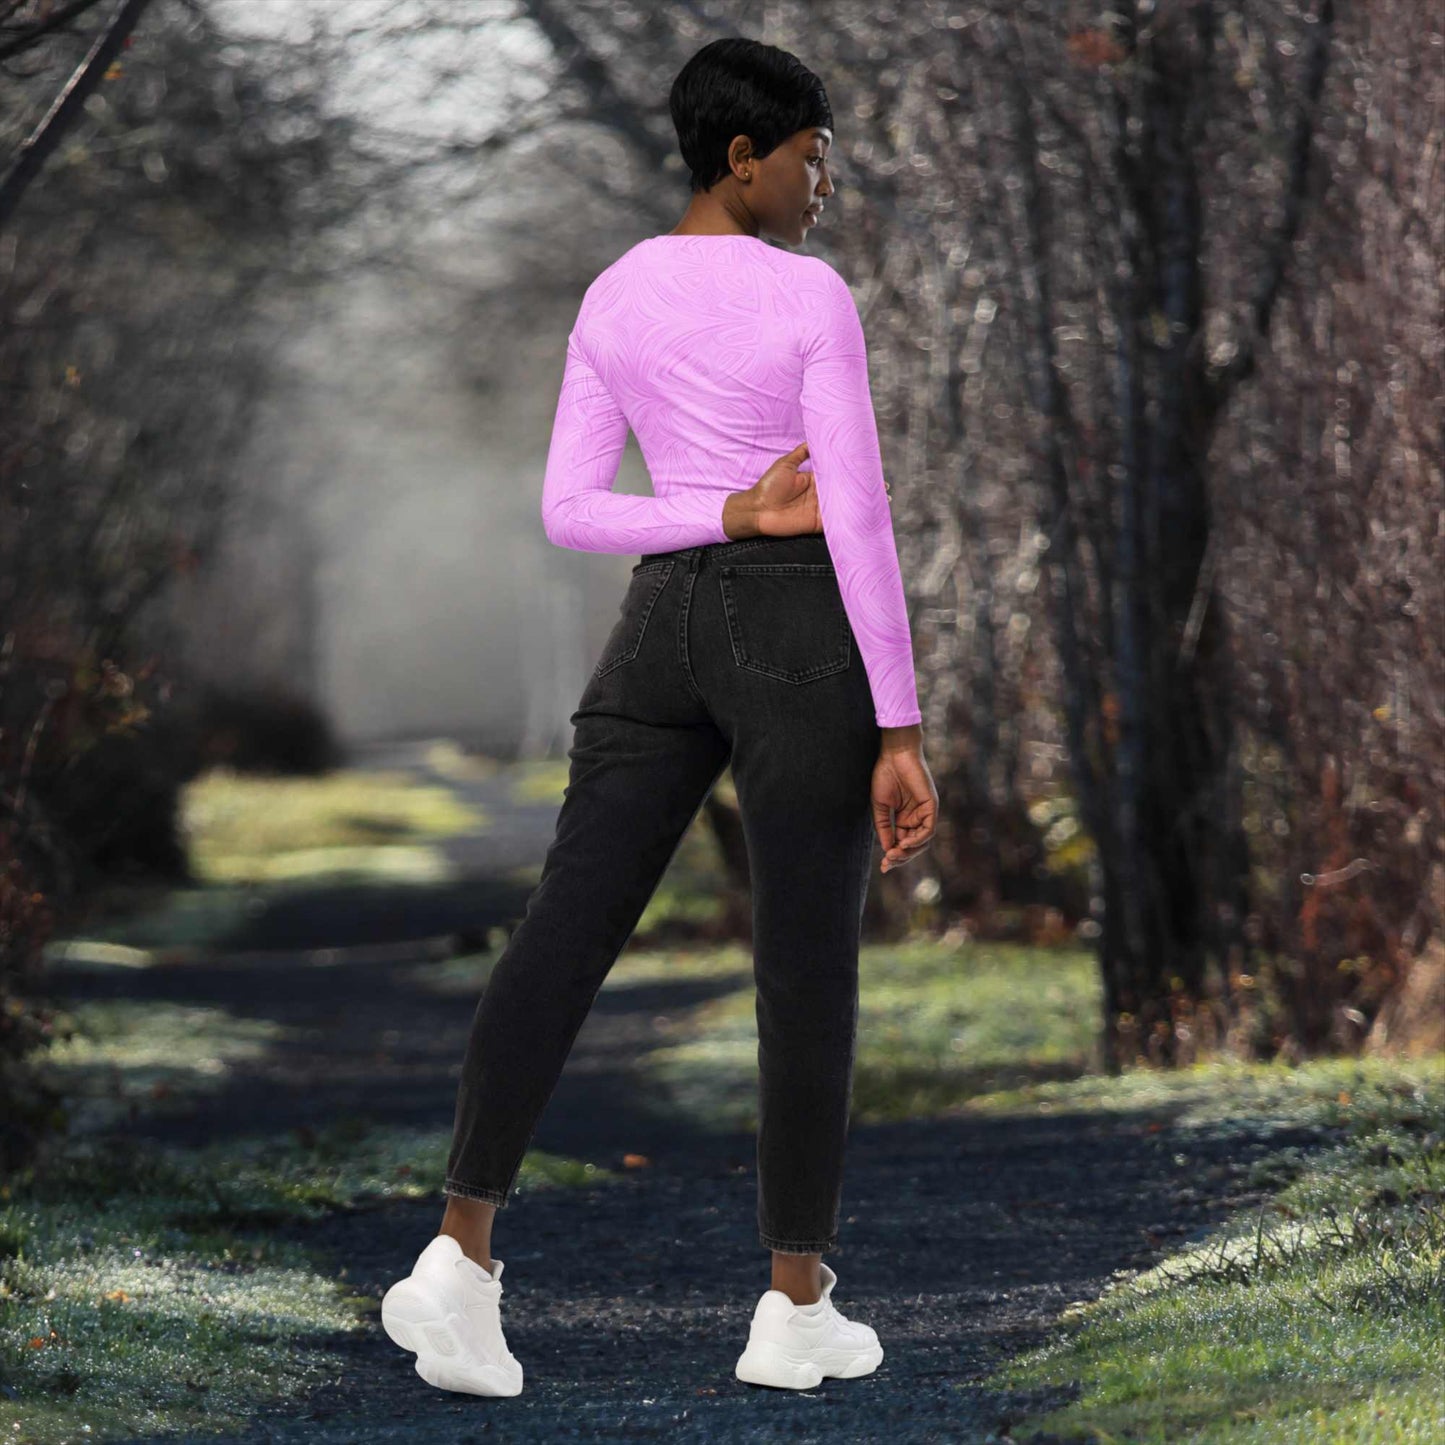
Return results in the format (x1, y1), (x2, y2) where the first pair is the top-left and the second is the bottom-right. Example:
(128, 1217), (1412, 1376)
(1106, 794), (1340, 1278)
(734, 1261), (884, 1389)
(381, 1234), (524, 1397)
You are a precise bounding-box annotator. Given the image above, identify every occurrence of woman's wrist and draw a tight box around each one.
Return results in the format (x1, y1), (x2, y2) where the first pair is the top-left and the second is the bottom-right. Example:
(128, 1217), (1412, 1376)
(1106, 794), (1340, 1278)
(722, 491), (761, 540)
(879, 722), (923, 752)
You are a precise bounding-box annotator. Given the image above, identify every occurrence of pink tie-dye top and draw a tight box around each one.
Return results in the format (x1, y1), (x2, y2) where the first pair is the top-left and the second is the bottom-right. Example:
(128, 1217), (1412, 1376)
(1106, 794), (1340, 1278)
(541, 233), (922, 728)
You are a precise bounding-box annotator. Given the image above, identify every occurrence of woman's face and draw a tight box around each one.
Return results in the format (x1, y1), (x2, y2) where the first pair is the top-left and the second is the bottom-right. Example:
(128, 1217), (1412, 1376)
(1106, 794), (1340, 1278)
(744, 126), (834, 246)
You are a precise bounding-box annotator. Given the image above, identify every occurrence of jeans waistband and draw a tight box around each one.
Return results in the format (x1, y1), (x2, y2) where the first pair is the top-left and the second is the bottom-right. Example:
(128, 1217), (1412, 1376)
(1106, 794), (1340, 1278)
(640, 532), (833, 571)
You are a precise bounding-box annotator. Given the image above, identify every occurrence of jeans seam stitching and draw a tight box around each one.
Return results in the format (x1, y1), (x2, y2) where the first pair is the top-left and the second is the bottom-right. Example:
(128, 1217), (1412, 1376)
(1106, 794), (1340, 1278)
(595, 559), (674, 677)
(678, 561), (707, 704)
(443, 1178), (509, 1207)
(760, 1234), (839, 1252)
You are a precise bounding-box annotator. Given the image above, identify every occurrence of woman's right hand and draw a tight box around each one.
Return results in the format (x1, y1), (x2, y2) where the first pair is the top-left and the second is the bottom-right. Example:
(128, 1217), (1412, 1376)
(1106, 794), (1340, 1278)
(872, 729), (938, 874)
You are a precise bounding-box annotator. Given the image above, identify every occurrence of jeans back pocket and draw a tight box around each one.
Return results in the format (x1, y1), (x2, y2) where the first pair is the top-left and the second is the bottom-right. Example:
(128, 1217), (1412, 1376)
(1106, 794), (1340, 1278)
(594, 558), (675, 678)
(717, 563), (852, 684)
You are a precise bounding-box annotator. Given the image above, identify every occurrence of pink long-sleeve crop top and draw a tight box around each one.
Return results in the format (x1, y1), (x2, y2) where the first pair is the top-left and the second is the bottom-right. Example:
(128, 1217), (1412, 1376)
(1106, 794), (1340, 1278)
(540, 233), (923, 729)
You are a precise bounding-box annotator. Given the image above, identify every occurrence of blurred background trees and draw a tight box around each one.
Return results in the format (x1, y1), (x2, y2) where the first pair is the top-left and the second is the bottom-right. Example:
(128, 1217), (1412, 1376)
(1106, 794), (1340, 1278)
(0, 0), (342, 1163)
(1, 0), (1439, 1167)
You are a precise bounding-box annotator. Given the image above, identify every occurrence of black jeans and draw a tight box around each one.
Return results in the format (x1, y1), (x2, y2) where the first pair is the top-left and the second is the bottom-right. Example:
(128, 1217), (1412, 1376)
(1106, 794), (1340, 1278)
(443, 532), (880, 1254)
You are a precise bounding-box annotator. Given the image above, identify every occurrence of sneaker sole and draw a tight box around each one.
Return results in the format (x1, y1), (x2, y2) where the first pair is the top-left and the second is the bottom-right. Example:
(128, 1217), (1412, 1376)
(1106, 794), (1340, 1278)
(734, 1337), (884, 1390)
(381, 1278), (523, 1397)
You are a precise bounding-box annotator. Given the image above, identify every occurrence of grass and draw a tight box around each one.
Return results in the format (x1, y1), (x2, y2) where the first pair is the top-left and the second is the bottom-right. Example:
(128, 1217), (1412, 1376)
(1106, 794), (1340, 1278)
(0, 1113), (615, 1443)
(627, 938), (1103, 1131)
(14, 756), (1443, 1441)
(180, 765), (485, 884)
(34, 998), (293, 1138)
(976, 1057), (1445, 1445)
(1, 1131), (372, 1443)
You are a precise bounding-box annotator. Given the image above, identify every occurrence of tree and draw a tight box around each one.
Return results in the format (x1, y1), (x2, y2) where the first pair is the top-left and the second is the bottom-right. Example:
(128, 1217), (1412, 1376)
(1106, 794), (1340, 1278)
(0, 0), (339, 1164)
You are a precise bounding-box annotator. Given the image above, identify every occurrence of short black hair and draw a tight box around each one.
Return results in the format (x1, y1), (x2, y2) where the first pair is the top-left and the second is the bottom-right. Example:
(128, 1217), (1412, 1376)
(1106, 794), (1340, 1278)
(668, 37), (833, 194)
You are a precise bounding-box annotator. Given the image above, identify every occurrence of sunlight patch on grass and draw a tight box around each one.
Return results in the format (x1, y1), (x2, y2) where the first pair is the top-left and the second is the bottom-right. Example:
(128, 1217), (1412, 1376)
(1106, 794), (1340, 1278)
(606, 943), (755, 989)
(37, 999), (294, 1137)
(40, 940), (157, 970)
(507, 758), (572, 805)
(962, 1051), (1444, 1142)
(181, 767), (486, 884)
(422, 739), (503, 783)
(206, 843), (460, 885)
(175, 1117), (622, 1213)
(632, 939), (1103, 1131)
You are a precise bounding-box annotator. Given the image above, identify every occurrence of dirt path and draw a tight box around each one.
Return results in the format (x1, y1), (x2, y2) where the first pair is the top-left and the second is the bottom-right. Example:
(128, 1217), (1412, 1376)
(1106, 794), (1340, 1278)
(52, 744), (1324, 1443)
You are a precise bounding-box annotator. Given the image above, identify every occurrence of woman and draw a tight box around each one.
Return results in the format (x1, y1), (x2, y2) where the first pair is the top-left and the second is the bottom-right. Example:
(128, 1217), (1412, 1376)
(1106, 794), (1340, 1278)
(382, 35), (938, 1397)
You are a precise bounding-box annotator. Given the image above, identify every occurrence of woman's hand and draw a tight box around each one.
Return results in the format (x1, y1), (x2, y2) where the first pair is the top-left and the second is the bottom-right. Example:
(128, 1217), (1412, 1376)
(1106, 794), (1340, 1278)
(723, 442), (822, 538)
(871, 732), (938, 874)
(722, 441), (894, 540)
(752, 442), (822, 536)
